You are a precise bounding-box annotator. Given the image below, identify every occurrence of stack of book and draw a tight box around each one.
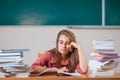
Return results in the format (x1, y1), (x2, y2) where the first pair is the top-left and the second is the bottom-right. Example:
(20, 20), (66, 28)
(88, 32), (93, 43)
(0, 49), (31, 77)
(0, 51), (23, 63)
(89, 40), (120, 77)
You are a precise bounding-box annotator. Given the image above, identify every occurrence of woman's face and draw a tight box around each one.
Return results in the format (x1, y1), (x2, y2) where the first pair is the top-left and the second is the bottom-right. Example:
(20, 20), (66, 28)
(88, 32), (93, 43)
(58, 34), (71, 55)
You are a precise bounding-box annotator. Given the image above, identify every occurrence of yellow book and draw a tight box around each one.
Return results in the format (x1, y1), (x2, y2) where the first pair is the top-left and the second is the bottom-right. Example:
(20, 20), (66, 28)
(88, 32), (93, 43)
(90, 53), (102, 57)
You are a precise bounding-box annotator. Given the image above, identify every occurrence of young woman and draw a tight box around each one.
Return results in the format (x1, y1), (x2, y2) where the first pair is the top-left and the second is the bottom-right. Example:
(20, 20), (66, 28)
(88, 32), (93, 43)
(31, 29), (88, 74)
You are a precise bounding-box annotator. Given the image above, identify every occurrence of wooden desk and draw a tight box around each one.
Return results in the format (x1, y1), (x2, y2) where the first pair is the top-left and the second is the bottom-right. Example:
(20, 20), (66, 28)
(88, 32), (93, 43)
(0, 72), (120, 80)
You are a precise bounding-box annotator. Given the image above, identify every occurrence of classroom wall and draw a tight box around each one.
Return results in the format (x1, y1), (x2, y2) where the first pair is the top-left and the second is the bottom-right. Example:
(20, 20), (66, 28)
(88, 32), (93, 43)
(0, 26), (120, 66)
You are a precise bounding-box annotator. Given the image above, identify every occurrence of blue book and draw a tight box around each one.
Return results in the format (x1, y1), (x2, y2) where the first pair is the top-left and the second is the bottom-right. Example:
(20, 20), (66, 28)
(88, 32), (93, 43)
(0, 49), (29, 53)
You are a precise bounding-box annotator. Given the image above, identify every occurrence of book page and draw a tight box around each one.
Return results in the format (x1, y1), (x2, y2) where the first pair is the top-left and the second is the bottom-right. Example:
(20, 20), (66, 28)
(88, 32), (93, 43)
(38, 67), (81, 76)
(38, 67), (58, 76)
(58, 71), (81, 76)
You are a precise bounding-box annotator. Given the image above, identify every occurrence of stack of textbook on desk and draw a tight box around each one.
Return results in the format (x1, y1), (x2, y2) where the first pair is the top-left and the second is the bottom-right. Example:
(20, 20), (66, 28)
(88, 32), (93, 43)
(89, 40), (120, 77)
(0, 49), (31, 77)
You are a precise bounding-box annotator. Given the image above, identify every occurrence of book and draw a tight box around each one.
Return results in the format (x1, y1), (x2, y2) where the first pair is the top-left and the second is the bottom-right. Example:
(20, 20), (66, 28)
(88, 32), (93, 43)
(38, 67), (81, 76)
(92, 56), (119, 62)
(0, 52), (22, 57)
(0, 51), (23, 63)
(93, 46), (114, 50)
(94, 51), (117, 55)
(93, 40), (114, 44)
(0, 49), (29, 53)
(90, 69), (114, 77)
(91, 53), (118, 57)
(0, 58), (23, 63)
(15, 72), (30, 77)
(0, 62), (25, 67)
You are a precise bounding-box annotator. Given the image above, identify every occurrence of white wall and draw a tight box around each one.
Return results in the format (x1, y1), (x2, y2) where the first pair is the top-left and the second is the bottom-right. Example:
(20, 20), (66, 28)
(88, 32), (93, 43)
(0, 26), (120, 66)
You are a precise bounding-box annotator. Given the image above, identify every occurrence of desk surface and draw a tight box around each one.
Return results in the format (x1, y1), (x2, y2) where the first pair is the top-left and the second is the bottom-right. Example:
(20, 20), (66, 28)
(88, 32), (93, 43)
(0, 72), (120, 80)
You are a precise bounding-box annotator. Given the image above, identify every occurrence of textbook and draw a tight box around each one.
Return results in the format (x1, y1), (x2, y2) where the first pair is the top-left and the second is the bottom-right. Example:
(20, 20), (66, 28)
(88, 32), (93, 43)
(38, 67), (81, 76)
(0, 49), (29, 53)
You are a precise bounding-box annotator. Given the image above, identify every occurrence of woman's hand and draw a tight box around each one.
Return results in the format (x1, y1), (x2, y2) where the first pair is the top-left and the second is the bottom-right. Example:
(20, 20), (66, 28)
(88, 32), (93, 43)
(69, 42), (81, 50)
(58, 66), (69, 72)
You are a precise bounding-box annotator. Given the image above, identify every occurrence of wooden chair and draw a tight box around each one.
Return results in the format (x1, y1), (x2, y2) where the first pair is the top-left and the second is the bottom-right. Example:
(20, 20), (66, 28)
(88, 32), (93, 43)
(38, 52), (42, 58)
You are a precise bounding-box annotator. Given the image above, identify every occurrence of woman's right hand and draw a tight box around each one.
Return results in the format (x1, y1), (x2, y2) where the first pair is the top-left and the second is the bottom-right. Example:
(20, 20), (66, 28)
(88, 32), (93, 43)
(58, 66), (69, 72)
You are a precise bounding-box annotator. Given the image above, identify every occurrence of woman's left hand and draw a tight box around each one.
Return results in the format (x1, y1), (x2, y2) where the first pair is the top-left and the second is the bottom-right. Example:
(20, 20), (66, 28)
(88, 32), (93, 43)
(70, 42), (80, 49)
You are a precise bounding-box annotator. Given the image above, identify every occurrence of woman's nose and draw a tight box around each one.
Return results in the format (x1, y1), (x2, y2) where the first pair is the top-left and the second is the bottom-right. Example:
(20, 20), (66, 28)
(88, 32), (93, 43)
(63, 43), (66, 48)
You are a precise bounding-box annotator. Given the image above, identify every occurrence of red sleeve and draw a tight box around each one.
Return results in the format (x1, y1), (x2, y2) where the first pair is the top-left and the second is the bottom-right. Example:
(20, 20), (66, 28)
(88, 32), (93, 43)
(31, 51), (51, 69)
(76, 64), (88, 74)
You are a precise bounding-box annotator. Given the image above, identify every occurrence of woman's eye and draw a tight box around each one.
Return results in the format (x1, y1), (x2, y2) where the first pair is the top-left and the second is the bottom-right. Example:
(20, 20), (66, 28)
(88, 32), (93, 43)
(66, 42), (71, 45)
(59, 41), (63, 44)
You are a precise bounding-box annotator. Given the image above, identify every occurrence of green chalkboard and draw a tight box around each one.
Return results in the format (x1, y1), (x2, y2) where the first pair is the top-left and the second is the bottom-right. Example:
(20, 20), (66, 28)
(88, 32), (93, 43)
(0, 0), (102, 26)
(105, 0), (120, 26)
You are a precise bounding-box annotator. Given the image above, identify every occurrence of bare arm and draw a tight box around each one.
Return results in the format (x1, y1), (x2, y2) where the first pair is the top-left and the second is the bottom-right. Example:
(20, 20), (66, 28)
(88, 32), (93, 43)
(33, 66), (47, 72)
(70, 42), (88, 73)
(31, 51), (51, 73)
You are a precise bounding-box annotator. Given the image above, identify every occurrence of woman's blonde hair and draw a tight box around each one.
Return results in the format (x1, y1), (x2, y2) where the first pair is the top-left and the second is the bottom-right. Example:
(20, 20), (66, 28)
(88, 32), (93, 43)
(50, 29), (79, 72)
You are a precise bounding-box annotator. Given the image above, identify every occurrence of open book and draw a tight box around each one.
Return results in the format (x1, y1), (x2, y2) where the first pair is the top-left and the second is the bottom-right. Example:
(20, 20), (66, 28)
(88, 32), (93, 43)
(38, 67), (81, 76)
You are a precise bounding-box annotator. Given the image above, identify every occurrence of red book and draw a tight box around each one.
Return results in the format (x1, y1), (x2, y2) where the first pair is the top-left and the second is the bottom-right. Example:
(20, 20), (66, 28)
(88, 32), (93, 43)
(92, 56), (119, 62)
(95, 49), (117, 54)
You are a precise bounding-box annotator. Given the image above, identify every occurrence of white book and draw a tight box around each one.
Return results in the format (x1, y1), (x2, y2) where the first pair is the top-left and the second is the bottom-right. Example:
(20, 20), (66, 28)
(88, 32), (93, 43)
(0, 62), (22, 67)
(0, 52), (22, 56)
(0, 58), (23, 63)
(0, 72), (9, 78)
(15, 73), (30, 77)
(93, 43), (114, 47)
(0, 50), (2, 53)
(5, 69), (28, 72)
(0, 56), (21, 59)
(88, 60), (111, 66)
(93, 40), (114, 44)
(94, 44), (114, 48)
(93, 46), (114, 50)
(90, 70), (114, 77)
(38, 67), (81, 76)
(3, 64), (27, 68)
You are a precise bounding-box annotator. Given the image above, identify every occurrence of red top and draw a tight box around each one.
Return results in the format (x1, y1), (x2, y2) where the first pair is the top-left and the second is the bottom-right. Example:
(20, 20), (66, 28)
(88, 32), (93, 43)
(31, 51), (88, 74)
